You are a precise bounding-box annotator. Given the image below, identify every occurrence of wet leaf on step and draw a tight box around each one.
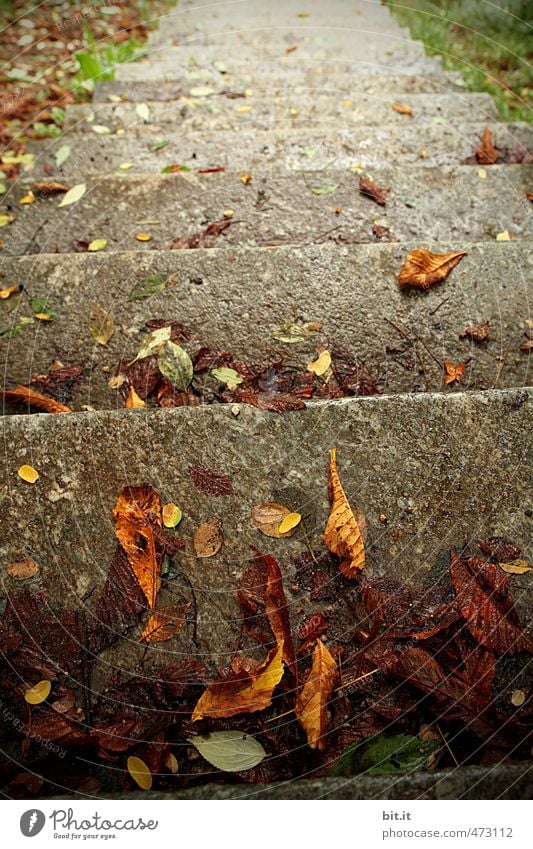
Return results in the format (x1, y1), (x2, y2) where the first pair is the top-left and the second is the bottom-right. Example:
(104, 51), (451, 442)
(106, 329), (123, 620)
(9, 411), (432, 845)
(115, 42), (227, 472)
(359, 176), (388, 206)
(270, 322), (314, 344)
(392, 102), (414, 116)
(162, 502), (182, 528)
(324, 447), (365, 578)
(24, 680), (51, 705)
(0, 213), (15, 227)
(477, 536), (522, 562)
(211, 367), (244, 387)
(398, 248), (467, 291)
(135, 232), (151, 241)
(132, 326), (172, 362)
(476, 127), (499, 165)
(140, 604), (190, 643)
(113, 484), (163, 610)
(307, 350), (331, 376)
(19, 190), (35, 204)
(160, 163), (191, 174)
(88, 304), (114, 346)
(295, 639), (338, 750)
(127, 756), (152, 790)
(251, 502), (296, 537)
(88, 238), (107, 252)
(157, 341), (193, 390)
(5, 558), (40, 580)
(150, 139), (170, 151)
(460, 320), (490, 343)
(240, 172), (252, 184)
(189, 464), (236, 496)
(188, 731), (266, 772)
(331, 733), (439, 777)
(130, 273), (167, 300)
(58, 182), (86, 207)
(17, 464), (39, 484)
(125, 386), (145, 408)
(193, 516), (224, 558)
(511, 690), (526, 707)
(443, 360), (465, 385)
(1, 385), (71, 413)
(278, 512), (301, 534)
(54, 144), (71, 167)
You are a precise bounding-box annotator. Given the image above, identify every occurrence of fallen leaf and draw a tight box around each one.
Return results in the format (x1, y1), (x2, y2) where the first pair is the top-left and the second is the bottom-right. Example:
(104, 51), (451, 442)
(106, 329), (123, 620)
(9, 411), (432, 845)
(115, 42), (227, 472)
(240, 172), (252, 184)
(165, 753), (179, 773)
(88, 238), (107, 252)
(278, 512), (301, 534)
(192, 641), (284, 720)
(0, 213), (15, 227)
(211, 366), (244, 386)
(162, 502), (182, 528)
(34, 181), (69, 194)
(158, 341), (193, 391)
(1, 385), (71, 414)
(359, 176), (388, 206)
(477, 536), (522, 562)
(24, 680), (51, 705)
(511, 689), (526, 707)
(398, 248), (467, 291)
(0, 284), (21, 299)
(55, 145), (71, 167)
(6, 558), (39, 580)
(443, 360), (465, 385)
(127, 756), (152, 790)
(189, 464), (236, 496)
(18, 464), (39, 484)
(251, 502), (296, 537)
(194, 516), (224, 558)
(310, 181), (338, 195)
(392, 102), (414, 116)
(332, 733), (438, 777)
(130, 273), (167, 300)
(140, 604), (190, 643)
(476, 127), (499, 165)
(307, 350), (331, 376)
(270, 322), (315, 344)
(125, 386), (145, 408)
(135, 232), (151, 242)
(520, 340), (533, 352)
(460, 320), (490, 343)
(324, 447), (365, 578)
(499, 559), (531, 575)
(112, 484), (163, 610)
(496, 230), (512, 241)
(188, 731), (266, 772)
(135, 103), (150, 122)
(88, 304), (114, 346)
(19, 190), (35, 204)
(58, 183), (86, 207)
(295, 639), (338, 749)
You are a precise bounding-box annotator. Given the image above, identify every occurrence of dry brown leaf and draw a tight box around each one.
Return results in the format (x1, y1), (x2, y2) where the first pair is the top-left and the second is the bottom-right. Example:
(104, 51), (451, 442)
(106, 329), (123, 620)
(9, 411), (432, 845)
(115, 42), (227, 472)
(250, 502), (296, 537)
(140, 604), (191, 643)
(443, 361), (465, 385)
(520, 340), (533, 352)
(511, 689), (526, 706)
(88, 304), (114, 346)
(295, 639), (338, 750)
(392, 101), (414, 116)
(1, 385), (71, 414)
(194, 516), (224, 558)
(125, 386), (146, 408)
(324, 447), (365, 578)
(499, 559), (532, 575)
(192, 641), (284, 720)
(398, 248), (467, 291)
(359, 176), (388, 206)
(460, 320), (490, 343)
(5, 558), (39, 579)
(112, 485), (163, 609)
(34, 181), (70, 195)
(476, 127), (499, 165)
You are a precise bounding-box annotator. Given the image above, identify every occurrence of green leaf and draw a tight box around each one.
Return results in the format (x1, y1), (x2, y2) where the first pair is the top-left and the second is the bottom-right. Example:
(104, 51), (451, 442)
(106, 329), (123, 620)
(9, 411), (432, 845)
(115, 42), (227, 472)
(75, 50), (102, 80)
(160, 164), (191, 174)
(50, 106), (65, 126)
(271, 322), (311, 344)
(58, 183), (86, 207)
(0, 316), (34, 338)
(211, 367), (244, 386)
(30, 297), (55, 319)
(130, 273), (167, 301)
(88, 238), (108, 252)
(157, 341), (193, 391)
(132, 326), (172, 362)
(310, 182), (338, 195)
(331, 734), (439, 778)
(150, 139), (170, 152)
(188, 731), (266, 772)
(55, 144), (71, 168)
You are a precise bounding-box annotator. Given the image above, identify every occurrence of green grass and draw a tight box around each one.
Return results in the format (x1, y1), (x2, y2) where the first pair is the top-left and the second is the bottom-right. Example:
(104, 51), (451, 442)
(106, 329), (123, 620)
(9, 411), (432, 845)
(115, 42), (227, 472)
(386, 1), (532, 121)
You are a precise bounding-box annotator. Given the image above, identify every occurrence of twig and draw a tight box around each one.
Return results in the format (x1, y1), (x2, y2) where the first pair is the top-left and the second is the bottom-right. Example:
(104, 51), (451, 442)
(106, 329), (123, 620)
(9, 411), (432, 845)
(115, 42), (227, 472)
(336, 667), (379, 692)
(429, 296), (450, 316)
(384, 317), (430, 391)
(303, 224), (342, 246)
(492, 344), (513, 389)
(436, 722), (460, 767)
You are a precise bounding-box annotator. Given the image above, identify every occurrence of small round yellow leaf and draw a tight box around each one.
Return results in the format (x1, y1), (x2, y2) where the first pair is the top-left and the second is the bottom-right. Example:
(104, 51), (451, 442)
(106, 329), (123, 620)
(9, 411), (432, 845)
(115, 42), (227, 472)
(34, 312), (53, 321)
(88, 238), (108, 252)
(478, 168), (487, 179)
(307, 350), (332, 376)
(165, 752), (179, 774)
(18, 464), (39, 484)
(240, 172), (252, 185)
(0, 284), (20, 299)
(20, 191), (35, 205)
(135, 232), (151, 241)
(278, 512), (302, 535)
(24, 680), (51, 705)
(162, 502), (182, 528)
(511, 689), (526, 707)
(127, 756), (152, 790)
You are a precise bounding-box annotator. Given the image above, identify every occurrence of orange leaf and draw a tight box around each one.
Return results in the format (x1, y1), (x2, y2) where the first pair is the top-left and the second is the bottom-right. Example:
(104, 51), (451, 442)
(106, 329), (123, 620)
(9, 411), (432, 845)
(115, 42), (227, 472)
(192, 641), (284, 720)
(392, 101), (414, 116)
(398, 248), (467, 291)
(359, 176), (388, 207)
(324, 448), (365, 578)
(295, 639), (338, 750)
(193, 516), (224, 557)
(443, 360), (465, 384)
(459, 320), (490, 343)
(34, 181), (70, 194)
(125, 385), (145, 408)
(112, 485), (163, 609)
(476, 127), (499, 165)
(140, 604), (190, 643)
(249, 548), (298, 680)
(1, 385), (71, 414)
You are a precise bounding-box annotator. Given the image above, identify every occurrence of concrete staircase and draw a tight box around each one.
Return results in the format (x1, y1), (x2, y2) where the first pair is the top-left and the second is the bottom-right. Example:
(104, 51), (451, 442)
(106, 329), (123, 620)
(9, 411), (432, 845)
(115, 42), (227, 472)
(0, 0), (531, 799)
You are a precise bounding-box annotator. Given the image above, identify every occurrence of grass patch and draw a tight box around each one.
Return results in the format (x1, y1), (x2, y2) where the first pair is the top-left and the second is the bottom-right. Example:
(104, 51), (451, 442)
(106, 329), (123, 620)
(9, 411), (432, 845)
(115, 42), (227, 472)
(386, 1), (532, 121)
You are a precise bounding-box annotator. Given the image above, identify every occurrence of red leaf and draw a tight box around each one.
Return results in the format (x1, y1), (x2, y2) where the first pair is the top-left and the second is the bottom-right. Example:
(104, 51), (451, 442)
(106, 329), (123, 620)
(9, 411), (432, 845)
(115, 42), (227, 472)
(189, 464), (236, 496)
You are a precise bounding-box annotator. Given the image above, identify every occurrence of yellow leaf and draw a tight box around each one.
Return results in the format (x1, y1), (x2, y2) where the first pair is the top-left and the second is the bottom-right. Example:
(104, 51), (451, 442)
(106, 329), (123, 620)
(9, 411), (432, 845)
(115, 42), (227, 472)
(278, 512), (301, 534)
(162, 502), (182, 528)
(135, 232), (151, 241)
(511, 689), (526, 707)
(0, 212), (15, 227)
(478, 168), (487, 179)
(240, 172), (252, 185)
(496, 230), (512, 241)
(324, 448), (365, 578)
(6, 557), (39, 579)
(125, 386), (145, 408)
(392, 101), (414, 116)
(113, 484), (163, 610)
(295, 639), (338, 749)
(58, 182), (86, 207)
(0, 284), (20, 299)
(127, 756), (152, 790)
(165, 752), (179, 773)
(88, 238), (107, 252)
(398, 248), (467, 291)
(499, 559), (531, 575)
(24, 680), (51, 705)
(20, 190), (35, 204)
(251, 502), (295, 537)
(34, 312), (53, 321)
(18, 464), (39, 484)
(340, 99), (352, 108)
(307, 350), (331, 376)
(88, 304), (114, 346)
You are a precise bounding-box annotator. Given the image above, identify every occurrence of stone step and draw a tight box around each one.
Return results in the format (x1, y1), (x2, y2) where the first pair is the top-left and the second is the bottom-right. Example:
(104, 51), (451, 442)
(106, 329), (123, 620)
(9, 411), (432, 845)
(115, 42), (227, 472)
(0, 242), (530, 410)
(1, 389), (530, 670)
(93, 71), (466, 103)
(3, 166), (531, 256)
(62, 92), (499, 134)
(47, 122), (531, 175)
(115, 46), (442, 83)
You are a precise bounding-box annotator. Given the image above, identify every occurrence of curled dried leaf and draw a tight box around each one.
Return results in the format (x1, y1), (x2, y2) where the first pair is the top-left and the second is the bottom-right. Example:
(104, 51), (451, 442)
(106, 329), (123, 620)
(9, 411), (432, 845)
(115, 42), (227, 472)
(392, 102), (414, 116)
(194, 517), (224, 558)
(1, 385), (71, 413)
(499, 559), (531, 575)
(476, 127), (499, 165)
(443, 361), (465, 385)
(324, 448), (365, 578)
(359, 176), (388, 206)
(307, 350), (332, 376)
(112, 484), (163, 610)
(295, 639), (338, 750)
(125, 386), (145, 408)
(398, 248), (467, 291)
(460, 320), (490, 343)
